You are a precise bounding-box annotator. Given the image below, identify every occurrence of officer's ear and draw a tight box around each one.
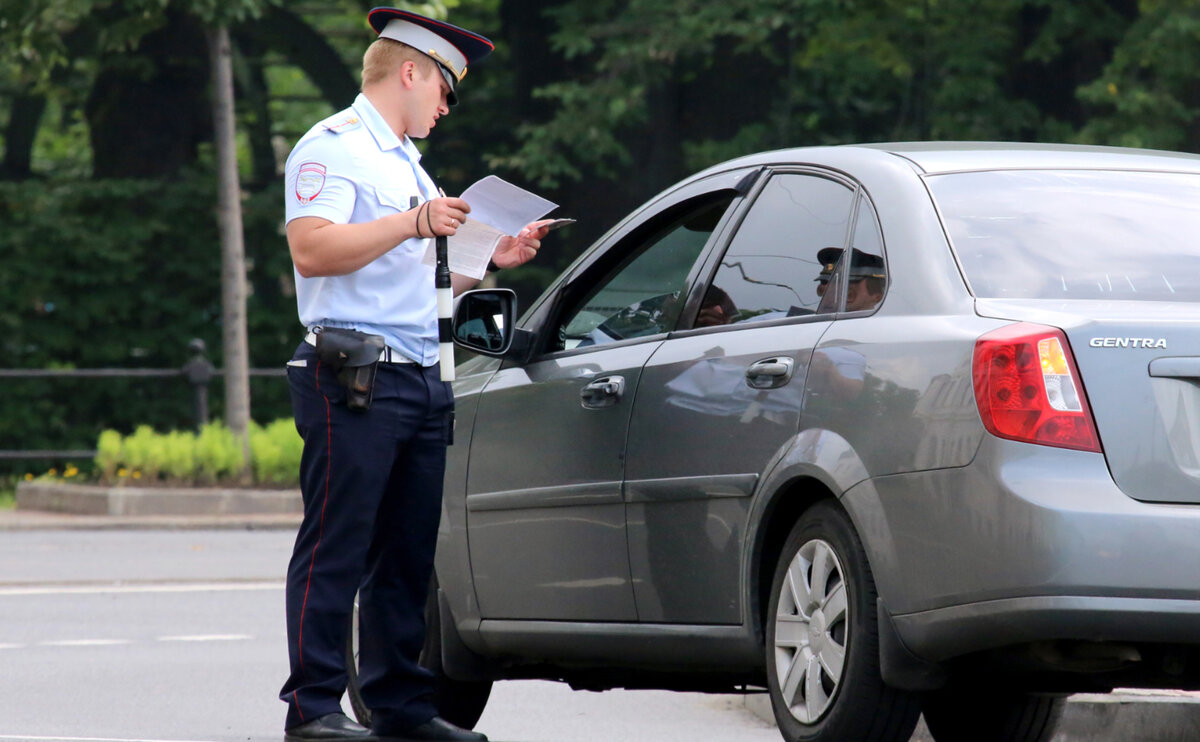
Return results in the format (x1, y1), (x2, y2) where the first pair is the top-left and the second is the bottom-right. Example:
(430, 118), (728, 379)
(397, 60), (419, 91)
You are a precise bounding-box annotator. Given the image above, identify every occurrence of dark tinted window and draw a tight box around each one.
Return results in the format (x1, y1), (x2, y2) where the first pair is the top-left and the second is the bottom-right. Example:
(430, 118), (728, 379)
(697, 173), (854, 327)
(929, 169), (1200, 301)
(557, 194), (735, 350)
(842, 198), (887, 313)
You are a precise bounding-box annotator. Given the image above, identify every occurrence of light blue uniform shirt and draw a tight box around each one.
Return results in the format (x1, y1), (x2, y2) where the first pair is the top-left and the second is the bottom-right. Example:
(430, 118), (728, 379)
(284, 93), (440, 366)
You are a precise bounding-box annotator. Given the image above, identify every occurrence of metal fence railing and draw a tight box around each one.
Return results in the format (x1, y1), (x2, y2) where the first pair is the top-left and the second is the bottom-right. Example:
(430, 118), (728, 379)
(0, 339), (285, 462)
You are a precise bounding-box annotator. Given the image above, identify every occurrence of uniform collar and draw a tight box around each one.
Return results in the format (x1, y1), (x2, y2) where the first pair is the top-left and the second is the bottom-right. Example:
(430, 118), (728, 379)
(352, 93), (421, 161)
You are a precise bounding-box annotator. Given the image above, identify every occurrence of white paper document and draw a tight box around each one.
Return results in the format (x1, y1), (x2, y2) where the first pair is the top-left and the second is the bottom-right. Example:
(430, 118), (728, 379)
(422, 175), (561, 280)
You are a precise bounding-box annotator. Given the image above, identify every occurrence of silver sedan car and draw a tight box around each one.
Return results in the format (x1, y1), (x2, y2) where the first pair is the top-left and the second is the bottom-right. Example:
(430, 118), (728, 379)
(350, 143), (1200, 742)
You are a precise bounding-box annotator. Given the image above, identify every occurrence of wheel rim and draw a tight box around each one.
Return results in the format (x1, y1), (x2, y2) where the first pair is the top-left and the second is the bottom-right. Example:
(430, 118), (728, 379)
(773, 538), (849, 725)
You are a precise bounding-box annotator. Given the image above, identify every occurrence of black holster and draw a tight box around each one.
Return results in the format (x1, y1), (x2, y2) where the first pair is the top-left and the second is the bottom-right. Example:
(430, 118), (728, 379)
(313, 327), (384, 411)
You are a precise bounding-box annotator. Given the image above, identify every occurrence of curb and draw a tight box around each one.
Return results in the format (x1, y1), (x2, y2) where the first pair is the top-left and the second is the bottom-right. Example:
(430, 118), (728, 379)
(0, 509), (301, 531)
(744, 690), (1200, 741)
(16, 480), (301, 517)
(1053, 691), (1200, 742)
(6, 481), (302, 530)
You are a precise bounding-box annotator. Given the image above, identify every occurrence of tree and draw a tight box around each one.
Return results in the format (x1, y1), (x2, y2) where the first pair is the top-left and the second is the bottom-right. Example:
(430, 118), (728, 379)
(495, 0), (1143, 183)
(208, 23), (253, 473)
(1078, 0), (1200, 150)
(1, 0), (285, 476)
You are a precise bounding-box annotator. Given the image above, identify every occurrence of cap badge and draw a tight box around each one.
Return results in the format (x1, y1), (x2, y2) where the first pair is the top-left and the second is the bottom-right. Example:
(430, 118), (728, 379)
(427, 49), (467, 81)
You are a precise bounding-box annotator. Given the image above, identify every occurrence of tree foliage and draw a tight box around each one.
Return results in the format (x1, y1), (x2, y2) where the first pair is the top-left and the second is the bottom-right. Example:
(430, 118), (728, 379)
(502, 0), (1146, 189)
(1078, 0), (1200, 149)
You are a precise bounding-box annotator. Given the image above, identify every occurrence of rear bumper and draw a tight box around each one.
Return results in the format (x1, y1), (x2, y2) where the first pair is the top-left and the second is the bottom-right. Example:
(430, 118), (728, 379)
(848, 438), (1200, 663)
(893, 595), (1200, 662)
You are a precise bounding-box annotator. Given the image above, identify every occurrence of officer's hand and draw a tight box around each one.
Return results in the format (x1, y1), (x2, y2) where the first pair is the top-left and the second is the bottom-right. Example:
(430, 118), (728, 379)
(419, 197), (470, 237)
(491, 219), (552, 269)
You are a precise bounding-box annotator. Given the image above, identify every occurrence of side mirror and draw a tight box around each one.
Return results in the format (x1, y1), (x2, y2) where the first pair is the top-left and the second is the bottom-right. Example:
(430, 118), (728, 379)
(453, 288), (518, 357)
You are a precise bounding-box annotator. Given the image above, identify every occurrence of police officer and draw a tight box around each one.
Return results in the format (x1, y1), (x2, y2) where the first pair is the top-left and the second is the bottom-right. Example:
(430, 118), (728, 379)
(280, 8), (550, 742)
(814, 246), (886, 311)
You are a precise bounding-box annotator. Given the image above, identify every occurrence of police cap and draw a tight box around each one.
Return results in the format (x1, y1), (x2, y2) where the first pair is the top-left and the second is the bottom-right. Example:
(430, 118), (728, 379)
(813, 247), (885, 282)
(814, 247), (841, 283)
(368, 7), (495, 105)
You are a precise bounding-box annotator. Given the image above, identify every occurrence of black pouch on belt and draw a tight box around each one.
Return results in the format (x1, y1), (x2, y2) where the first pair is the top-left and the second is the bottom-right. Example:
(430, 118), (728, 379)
(313, 327), (385, 411)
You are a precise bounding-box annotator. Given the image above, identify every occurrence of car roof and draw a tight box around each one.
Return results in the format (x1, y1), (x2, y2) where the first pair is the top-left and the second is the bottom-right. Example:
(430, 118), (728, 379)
(704, 141), (1200, 178)
(862, 141), (1200, 174)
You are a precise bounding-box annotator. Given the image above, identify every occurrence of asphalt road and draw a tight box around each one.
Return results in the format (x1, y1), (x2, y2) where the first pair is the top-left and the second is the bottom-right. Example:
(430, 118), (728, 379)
(5, 528), (1199, 742)
(0, 530), (781, 742)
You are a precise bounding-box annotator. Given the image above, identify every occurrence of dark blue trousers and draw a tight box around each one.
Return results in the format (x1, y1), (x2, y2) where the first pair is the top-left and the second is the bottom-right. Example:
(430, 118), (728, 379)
(280, 341), (453, 733)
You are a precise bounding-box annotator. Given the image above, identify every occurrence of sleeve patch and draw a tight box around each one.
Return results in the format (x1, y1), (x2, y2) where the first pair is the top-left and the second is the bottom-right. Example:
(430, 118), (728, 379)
(296, 162), (327, 204)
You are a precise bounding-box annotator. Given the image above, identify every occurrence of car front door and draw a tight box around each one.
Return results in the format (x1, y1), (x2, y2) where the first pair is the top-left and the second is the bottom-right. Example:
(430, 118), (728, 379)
(465, 178), (744, 621)
(624, 170), (865, 624)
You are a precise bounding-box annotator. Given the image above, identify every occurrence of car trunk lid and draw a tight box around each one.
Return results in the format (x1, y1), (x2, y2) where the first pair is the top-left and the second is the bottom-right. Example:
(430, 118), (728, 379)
(978, 299), (1200, 504)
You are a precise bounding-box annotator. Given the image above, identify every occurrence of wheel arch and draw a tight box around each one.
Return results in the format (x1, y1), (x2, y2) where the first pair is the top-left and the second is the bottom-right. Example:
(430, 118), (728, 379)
(745, 428), (870, 640)
(744, 427), (947, 693)
(747, 475), (840, 643)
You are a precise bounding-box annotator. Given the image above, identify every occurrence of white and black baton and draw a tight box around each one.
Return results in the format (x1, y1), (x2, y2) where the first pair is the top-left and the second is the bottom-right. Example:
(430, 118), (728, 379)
(435, 229), (455, 382)
(412, 194), (456, 382)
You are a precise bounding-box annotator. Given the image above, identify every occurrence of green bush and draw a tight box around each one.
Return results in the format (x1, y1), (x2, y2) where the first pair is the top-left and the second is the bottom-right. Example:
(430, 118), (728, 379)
(162, 430), (197, 482)
(195, 422), (245, 484)
(123, 425), (165, 481)
(91, 420), (300, 487)
(95, 429), (122, 481)
(250, 419), (303, 486)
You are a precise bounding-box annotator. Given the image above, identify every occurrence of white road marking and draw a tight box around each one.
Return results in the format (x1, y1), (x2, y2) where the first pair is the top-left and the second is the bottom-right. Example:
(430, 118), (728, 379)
(0, 736), (223, 742)
(5, 634), (255, 652)
(39, 639), (131, 647)
(0, 580), (283, 597)
(156, 634), (252, 642)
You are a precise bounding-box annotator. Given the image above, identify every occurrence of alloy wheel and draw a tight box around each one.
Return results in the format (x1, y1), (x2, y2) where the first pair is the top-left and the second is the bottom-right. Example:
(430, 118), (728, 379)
(772, 537), (849, 724)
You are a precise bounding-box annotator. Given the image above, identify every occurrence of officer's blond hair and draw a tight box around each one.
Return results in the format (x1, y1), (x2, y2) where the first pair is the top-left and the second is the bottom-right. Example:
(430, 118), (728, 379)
(362, 38), (438, 88)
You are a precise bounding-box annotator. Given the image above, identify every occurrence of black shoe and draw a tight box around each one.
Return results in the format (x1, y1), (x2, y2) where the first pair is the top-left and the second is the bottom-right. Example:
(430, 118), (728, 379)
(285, 712), (377, 741)
(375, 716), (487, 742)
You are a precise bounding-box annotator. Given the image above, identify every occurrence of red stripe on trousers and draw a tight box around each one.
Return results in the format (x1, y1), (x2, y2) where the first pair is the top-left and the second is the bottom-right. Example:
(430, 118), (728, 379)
(295, 359), (332, 719)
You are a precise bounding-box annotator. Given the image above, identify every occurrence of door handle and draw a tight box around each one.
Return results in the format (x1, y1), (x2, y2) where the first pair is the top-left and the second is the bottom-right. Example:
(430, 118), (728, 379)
(1149, 357), (1200, 379)
(746, 357), (794, 390)
(581, 375), (625, 409)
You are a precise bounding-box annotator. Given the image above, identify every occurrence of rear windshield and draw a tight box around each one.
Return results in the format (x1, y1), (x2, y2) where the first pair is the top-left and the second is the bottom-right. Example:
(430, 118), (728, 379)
(927, 169), (1200, 301)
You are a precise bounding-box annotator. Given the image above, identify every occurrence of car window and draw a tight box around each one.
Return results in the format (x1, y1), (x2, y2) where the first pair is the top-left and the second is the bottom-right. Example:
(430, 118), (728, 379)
(556, 194), (736, 351)
(695, 173), (854, 327)
(838, 197), (887, 313)
(929, 169), (1200, 301)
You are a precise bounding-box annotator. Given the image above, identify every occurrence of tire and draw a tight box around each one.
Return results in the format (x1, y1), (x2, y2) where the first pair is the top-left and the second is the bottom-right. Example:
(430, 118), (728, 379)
(765, 501), (921, 742)
(346, 577), (493, 730)
(922, 685), (1065, 742)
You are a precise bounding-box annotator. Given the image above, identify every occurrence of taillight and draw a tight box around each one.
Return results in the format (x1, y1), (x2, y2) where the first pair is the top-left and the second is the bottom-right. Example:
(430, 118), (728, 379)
(972, 323), (1102, 453)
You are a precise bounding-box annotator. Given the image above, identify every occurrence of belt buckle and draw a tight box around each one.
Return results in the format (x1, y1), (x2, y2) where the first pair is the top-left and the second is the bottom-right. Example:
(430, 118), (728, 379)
(379, 347), (413, 364)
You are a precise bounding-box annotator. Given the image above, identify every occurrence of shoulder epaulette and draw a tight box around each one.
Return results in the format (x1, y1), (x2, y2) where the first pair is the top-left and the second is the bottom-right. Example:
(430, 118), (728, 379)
(321, 111), (363, 135)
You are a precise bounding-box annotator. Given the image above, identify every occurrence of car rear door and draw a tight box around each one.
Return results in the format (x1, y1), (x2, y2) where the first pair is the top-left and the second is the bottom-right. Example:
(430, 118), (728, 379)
(465, 177), (745, 621)
(624, 170), (867, 623)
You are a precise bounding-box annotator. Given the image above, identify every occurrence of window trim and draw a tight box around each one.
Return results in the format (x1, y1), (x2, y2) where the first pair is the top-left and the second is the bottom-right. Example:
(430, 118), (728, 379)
(677, 166), (871, 334)
(828, 192), (889, 318)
